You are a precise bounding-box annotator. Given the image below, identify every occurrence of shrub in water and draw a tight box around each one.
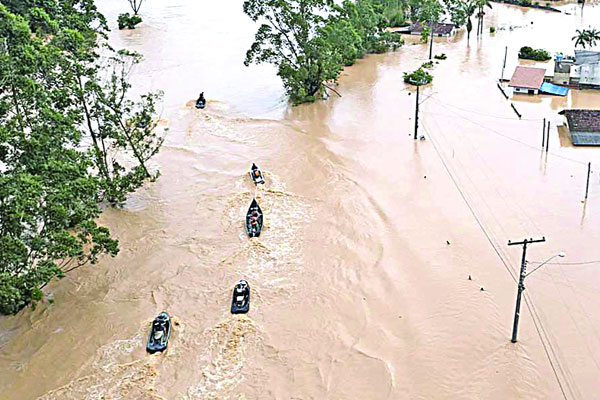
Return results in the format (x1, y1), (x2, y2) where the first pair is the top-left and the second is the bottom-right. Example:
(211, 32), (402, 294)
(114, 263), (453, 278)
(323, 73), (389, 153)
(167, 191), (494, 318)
(118, 13), (142, 30)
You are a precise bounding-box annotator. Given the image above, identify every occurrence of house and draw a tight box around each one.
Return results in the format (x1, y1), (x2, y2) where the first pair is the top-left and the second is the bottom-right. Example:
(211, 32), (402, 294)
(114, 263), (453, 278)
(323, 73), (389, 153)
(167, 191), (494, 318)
(551, 50), (600, 88)
(509, 66), (546, 94)
(553, 54), (575, 85)
(409, 22), (456, 37)
(558, 109), (600, 146)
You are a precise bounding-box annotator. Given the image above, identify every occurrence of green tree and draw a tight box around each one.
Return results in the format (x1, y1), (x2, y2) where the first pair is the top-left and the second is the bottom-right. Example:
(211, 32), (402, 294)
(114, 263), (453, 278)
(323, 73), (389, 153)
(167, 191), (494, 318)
(0, 0), (165, 313)
(128, 0), (144, 15)
(0, 5), (118, 314)
(243, 0), (342, 103)
(244, 0), (402, 104)
(572, 28), (600, 49)
(475, 0), (491, 36)
(67, 47), (167, 205)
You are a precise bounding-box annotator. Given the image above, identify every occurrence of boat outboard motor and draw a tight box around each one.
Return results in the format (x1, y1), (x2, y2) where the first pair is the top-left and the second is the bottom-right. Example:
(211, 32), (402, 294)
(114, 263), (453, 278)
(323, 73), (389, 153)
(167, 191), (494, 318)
(195, 92), (206, 109)
(231, 279), (250, 314)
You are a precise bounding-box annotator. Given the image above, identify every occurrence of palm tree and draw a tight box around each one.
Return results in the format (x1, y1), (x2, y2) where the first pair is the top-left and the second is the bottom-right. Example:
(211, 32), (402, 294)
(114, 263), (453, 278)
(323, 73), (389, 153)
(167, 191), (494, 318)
(475, 0), (492, 36)
(587, 28), (600, 48)
(572, 28), (600, 49)
(463, 0), (477, 41)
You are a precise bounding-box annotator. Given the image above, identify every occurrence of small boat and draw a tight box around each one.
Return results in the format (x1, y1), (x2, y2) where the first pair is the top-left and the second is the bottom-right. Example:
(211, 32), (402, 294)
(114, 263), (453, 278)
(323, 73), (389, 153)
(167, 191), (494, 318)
(248, 163), (265, 185)
(231, 279), (250, 314)
(245, 198), (263, 238)
(146, 312), (171, 354)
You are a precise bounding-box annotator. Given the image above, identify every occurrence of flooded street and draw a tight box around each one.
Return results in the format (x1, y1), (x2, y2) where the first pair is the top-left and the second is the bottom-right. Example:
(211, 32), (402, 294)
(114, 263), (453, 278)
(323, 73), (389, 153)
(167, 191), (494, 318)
(1, 0), (600, 399)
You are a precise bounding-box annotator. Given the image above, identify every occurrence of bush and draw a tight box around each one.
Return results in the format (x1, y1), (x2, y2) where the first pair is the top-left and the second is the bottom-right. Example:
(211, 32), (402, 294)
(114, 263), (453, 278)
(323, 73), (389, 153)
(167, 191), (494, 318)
(490, 26), (496, 33)
(404, 67), (433, 86)
(118, 13), (142, 30)
(434, 53), (447, 60)
(520, 0), (532, 6)
(421, 26), (430, 43)
(421, 61), (434, 69)
(518, 46), (551, 61)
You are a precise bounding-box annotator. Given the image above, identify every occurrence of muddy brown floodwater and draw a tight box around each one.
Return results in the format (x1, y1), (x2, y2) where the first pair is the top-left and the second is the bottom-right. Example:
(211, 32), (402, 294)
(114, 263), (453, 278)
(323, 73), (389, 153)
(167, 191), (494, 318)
(2, 0), (600, 399)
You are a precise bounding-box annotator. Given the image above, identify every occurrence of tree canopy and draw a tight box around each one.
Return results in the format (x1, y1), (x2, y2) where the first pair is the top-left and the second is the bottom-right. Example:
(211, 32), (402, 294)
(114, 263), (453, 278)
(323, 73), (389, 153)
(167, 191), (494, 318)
(243, 0), (402, 104)
(0, 0), (165, 313)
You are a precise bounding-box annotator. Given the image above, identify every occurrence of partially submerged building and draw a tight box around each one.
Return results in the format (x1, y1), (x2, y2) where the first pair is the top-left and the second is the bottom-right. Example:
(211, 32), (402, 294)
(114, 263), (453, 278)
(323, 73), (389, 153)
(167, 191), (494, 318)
(558, 109), (600, 146)
(409, 22), (456, 37)
(551, 50), (600, 89)
(509, 66), (546, 94)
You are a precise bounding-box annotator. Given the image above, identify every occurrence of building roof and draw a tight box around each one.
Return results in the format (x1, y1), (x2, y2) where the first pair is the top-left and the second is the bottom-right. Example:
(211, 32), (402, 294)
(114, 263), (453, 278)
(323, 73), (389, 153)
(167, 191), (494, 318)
(410, 22), (455, 36)
(559, 109), (600, 132)
(574, 50), (600, 65)
(540, 82), (569, 96)
(579, 62), (600, 86)
(508, 66), (546, 89)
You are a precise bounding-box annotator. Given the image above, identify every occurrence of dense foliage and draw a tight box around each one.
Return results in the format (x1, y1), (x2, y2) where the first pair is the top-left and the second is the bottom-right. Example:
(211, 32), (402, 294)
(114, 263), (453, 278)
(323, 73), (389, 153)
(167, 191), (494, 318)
(0, 1), (165, 313)
(403, 67), (433, 85)
(118, 13), (142, 29)
(572, 28), (600, 49)
(243, 0), (403, 104)
(518, 46), (551, 61)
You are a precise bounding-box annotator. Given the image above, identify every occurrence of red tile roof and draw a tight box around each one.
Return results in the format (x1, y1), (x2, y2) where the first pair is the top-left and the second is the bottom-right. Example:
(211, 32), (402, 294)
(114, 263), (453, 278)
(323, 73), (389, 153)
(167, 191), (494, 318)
(508, 66), (546, 89)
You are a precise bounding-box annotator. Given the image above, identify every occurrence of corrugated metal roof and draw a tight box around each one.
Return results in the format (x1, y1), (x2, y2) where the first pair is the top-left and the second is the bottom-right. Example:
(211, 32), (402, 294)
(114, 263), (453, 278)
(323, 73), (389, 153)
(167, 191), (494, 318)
(575, 50), (600, 65)
(570, 132), (600, 146)
(559, 109), (600, 132)
(579, 62), (600, 85)
(540, 82), (569, 96)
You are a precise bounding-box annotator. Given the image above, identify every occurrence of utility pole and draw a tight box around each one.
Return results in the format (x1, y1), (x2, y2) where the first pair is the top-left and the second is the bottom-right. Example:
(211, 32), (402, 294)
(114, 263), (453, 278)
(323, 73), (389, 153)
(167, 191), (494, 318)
(501, 46), (507, 82)
(414, 85), (420, 140)
(585, 162), (591, 199)
(508, 237), (546, 343)
(546, 121), (550, 152)
(428, 15), (435, 60)
(541, 118), (546, 148)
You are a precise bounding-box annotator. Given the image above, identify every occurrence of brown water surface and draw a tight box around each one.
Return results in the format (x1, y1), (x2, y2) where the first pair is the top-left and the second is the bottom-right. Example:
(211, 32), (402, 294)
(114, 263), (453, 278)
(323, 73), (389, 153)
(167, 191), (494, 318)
(1, 1), (600, 399)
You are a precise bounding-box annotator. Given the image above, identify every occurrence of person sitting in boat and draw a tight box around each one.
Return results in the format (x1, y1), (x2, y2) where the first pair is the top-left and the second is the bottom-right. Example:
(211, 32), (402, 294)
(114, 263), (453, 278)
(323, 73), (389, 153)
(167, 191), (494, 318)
(254, 170), (260, 178)
(196, 92), (205, 108)
(153, 320), (166, 339)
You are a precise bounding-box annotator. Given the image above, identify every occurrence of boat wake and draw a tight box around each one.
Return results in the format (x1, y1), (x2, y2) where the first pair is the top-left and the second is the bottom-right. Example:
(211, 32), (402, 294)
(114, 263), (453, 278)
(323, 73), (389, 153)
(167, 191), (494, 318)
(38, 318), (183, 400)
(184, 316), (260, 400)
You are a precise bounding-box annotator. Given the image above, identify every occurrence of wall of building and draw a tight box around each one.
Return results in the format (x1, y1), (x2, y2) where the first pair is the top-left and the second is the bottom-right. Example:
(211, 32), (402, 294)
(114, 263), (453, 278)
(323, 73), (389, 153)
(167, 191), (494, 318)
(513, 87), (539, 94)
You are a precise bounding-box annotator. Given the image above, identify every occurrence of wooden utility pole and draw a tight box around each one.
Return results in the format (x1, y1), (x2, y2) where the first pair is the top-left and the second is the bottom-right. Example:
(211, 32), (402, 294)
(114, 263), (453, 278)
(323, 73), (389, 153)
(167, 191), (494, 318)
(546, 122), (550, 152)
(542, 118), (546, 148)
(501, 46), (507, 81)
(428, 16), (435, 60)
(508, 237), (546, 343)
(414, 85), (420, 140)
(585, 162), (591, 199)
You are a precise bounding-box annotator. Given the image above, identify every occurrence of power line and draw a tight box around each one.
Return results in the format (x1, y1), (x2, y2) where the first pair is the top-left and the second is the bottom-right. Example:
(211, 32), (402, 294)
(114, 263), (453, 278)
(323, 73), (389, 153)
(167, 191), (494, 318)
(427, 100), (588, 166)
(529, 260), (600, 265)
(422, 120), (572, 400)
(430, 96), (542, 122)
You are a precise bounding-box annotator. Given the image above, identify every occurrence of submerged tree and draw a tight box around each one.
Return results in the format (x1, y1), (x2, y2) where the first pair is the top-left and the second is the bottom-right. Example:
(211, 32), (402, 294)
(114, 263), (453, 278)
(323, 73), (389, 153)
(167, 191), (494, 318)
(128, 0), (144, 15)
(243, 0), (341, 103)
(70, 49), (167, 205)
(0, 0), (165, 313)
(243, 0), (402, 104)
(0, 5), (118, 314)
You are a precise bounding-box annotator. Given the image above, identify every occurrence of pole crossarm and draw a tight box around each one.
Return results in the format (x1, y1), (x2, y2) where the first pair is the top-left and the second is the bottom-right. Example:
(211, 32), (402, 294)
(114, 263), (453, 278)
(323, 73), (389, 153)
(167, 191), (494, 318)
(508, 237), (545, 246)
